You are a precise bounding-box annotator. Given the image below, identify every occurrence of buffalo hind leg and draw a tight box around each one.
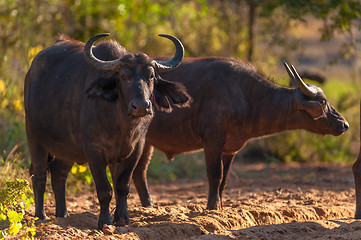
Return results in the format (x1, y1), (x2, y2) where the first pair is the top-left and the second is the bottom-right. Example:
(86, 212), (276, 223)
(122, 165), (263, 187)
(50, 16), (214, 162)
(49, 157), (73, 218)
(353, 151), (361, 218)
(219, 154), (236, 208)
(112, 141), (144, 226)
(132, 142), (154, 207)
(204, 136), (224, 210)
(86, 150), (113, 230)
(28, 141), (48, 220)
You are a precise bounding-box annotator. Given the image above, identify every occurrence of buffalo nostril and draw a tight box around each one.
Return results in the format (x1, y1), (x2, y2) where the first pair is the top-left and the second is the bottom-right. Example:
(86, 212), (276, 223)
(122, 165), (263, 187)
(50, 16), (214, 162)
(131, 102), (138, 111)
(128, 101), (139, 116)
(344, 121), (349, 130)
(128, 100), (152, 117)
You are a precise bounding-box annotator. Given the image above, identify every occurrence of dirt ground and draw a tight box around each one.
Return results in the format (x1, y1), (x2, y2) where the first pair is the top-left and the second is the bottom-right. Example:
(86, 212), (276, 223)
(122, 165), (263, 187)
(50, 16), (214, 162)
(19, 161), (361, 239)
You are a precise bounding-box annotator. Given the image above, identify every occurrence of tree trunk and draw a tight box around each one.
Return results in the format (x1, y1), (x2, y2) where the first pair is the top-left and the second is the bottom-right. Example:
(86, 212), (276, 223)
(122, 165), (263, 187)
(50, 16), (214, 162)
(247, 0), (256, 62)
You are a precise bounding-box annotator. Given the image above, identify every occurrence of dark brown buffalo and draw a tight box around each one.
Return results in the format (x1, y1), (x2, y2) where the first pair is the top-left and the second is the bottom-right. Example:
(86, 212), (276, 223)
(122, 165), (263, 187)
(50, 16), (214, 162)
(132, 58), (349, 210)
(24, 34), (190, 229)
(353, 101), (361, 218)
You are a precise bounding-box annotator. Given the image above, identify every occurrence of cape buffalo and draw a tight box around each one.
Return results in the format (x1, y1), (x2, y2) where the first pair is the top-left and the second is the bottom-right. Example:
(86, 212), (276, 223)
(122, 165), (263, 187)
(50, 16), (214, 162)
(25, 34), (190, 229)
(132, 58), (349, 210)
(353, 101), (361, 218)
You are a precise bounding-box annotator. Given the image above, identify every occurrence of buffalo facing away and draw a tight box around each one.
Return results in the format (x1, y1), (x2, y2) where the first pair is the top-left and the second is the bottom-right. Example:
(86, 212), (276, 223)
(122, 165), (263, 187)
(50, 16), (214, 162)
(132, 58), (349, 210)
(24, 34), (191, 229)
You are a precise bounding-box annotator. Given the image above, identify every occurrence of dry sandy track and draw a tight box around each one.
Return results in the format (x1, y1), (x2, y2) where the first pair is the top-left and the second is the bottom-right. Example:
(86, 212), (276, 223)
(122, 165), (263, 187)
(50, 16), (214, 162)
(24, 162), (361, 239)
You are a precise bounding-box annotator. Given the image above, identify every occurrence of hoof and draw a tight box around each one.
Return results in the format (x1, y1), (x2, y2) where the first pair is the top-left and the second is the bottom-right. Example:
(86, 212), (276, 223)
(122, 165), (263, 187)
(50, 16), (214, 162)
(206, 201), (222, 210)
(141, 197), (154, 207)
(35, 212), (47, 221)
(114, 218), (129, 227)
(141, 201), (154, 207)
(56, 212), (69, 218)
(97, 214), (112, 230)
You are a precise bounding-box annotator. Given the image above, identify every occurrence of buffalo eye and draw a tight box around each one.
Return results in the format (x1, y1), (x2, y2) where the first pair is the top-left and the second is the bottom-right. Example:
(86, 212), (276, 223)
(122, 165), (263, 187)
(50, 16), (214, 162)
(119, 68), (131, 82)
(149, 72), (155, 82)
(144, 67), (155, 82)
(321, 99), (326, 107)
(121, 74), (128, 81)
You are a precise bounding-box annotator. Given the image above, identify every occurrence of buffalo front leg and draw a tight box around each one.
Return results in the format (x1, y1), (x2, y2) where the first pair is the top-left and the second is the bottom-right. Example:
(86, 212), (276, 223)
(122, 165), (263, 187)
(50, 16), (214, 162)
(204, 137), (225, 210)
(112, 142), (144, 226)
(28, 142), (48, 220)
(49, 157), (73, 218)
(353, 152), (361, 218)
(87, 151), (113, 230)
(219, 154), (236, 207)
(132, 142), (154, 207)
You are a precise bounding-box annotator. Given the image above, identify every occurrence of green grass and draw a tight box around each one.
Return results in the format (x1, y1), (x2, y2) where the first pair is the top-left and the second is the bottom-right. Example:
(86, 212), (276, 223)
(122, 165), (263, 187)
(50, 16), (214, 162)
(148, 150), (206, 182)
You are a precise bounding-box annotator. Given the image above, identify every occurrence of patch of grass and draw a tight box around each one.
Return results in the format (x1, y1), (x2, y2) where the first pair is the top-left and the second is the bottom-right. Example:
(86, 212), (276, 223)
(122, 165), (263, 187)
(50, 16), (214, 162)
(240, 172), (267, 179)
(148, 150), (206, 182)
(0, 146), (29, 183)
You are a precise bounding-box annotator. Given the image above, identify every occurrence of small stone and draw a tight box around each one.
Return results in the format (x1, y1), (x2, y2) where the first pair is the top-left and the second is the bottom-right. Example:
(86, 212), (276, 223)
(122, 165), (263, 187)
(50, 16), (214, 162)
(103, 224), (116, 235)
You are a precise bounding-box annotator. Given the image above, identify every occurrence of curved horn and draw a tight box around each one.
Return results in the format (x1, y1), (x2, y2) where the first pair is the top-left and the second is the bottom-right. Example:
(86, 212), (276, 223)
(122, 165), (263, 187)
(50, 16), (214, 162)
(284, 62), (297, 86)
(152, 34), (184, 72)
(290, 64), (318, 98)
(84, 33), (122, 72)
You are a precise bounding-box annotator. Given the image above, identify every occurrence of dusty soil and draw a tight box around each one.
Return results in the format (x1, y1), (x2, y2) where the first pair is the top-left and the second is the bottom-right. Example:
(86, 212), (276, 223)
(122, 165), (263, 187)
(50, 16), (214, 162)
(18, 161), (361, 239)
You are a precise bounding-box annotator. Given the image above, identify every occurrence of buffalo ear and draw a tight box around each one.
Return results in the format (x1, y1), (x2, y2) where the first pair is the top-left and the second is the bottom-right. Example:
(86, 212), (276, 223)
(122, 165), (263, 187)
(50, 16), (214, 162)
(153, 78), (192, 112)
(86, 77), (118, 101)
(297, 101), (324, 119)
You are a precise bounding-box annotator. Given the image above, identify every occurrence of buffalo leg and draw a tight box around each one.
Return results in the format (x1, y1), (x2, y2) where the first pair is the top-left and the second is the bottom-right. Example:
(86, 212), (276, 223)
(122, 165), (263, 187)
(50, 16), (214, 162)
(353, 101), (361, 219)
(219, 154), (236, 207)
(86, 151), (113, 230)
(353, 152), (361, 218)
(28, 141), (48, 220)
(49, 157), (73, 218)
(112, 142), (144, 226)
(132, 142), (154, 207)
(204, 137), (224, 210)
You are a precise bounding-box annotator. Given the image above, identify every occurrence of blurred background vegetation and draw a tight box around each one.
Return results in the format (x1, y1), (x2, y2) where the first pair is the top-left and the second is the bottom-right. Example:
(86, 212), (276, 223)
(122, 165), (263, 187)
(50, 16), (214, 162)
(0, 0), (360, 188)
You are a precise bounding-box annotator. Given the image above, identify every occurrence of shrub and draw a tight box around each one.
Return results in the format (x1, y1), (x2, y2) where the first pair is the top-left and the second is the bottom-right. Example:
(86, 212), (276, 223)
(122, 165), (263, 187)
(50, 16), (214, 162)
(0, 146), (36, 239)
(0, 179), (36, 239)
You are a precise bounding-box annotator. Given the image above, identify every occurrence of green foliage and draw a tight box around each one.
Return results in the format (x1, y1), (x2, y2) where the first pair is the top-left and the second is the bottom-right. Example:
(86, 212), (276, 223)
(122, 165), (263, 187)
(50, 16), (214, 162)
(70, 163), (94, 186)
(0, 147), (37, 239)
(261, 129), (354, 163)
(148, 150), (205, 182)
(261, 0), (361, 28)
(0, 76), (27, 163)
(0, 179), (36, 239)
(68, 163), (113, 192)
(260, 0), (361, 68)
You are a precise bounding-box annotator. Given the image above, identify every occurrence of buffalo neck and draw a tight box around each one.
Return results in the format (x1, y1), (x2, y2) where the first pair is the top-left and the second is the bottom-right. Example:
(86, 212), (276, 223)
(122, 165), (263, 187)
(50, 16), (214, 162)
(243, 80), (304, 139)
